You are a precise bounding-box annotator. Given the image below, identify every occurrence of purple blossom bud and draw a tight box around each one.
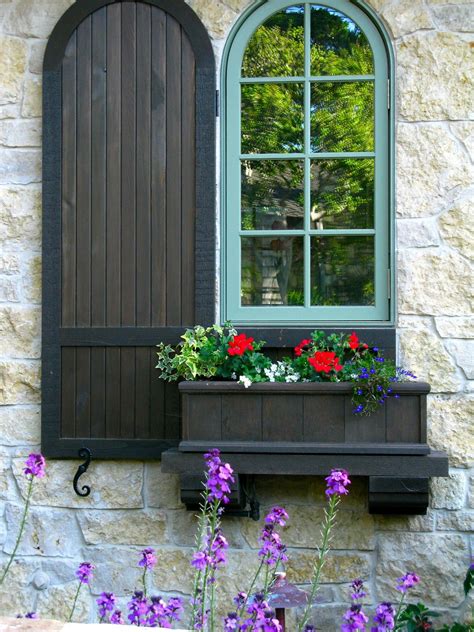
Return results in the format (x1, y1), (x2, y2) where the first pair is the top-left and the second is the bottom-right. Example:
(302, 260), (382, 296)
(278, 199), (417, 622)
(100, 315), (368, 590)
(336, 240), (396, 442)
(110, 610), (124, 625)
(371, 602), (395, 631)
(224, 612), (240, 630)
(396, 572), (420, 593)
(350, 578), (367, 601)
(127, 590), (149, 626)
(342, 604), (369, 631)
(265, 506), (289, 527)
(204, 448), (235, 504)
(75, 562), (95, 585)
(258, 526), (288, 566)
(138, 547), (157, 569)
(192, 550), (209, 570)
(325, 469), (351, 497)
(96, 592), (116, 619)
(16, 613), (38, 619)
(23, 453), (46, 479)
(233, 591), (248, 607)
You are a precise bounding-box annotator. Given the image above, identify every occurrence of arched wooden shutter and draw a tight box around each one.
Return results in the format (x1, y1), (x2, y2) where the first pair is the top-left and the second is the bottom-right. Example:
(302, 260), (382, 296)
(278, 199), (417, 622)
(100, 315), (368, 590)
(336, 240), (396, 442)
(42, 0), (215, 458)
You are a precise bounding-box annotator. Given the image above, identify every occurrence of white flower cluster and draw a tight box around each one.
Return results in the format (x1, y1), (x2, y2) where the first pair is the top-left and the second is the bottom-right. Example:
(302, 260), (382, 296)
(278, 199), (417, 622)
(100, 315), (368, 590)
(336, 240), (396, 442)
(238, 375), (252, 388)
(264, 361), (301, 383)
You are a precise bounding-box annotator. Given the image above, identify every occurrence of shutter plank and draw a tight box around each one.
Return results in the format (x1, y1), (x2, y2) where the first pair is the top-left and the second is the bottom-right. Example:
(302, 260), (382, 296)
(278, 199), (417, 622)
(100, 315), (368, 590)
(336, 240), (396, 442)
(166, 15), (182, 325)
(76, 16), (92, 327)
(136, 3), (152, 326)
(61, 33), (77, 327)
(105, 347), (121, 438)
(121, 2), (137, 326)
(106, 3), (122, 326)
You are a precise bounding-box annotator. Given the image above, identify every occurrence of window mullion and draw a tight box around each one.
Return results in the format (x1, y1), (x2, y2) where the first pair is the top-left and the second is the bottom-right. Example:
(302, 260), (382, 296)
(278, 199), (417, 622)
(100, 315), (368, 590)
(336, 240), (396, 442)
(304, 2), (311, 310)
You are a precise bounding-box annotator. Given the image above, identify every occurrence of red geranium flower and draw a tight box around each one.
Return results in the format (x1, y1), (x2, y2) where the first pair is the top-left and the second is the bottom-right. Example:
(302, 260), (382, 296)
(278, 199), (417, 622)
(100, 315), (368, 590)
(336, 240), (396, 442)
(308, 351), (342, 373)
(294, 339), (311, 357)
(228, 333), (254, 356)
(348, 332), (359, 350)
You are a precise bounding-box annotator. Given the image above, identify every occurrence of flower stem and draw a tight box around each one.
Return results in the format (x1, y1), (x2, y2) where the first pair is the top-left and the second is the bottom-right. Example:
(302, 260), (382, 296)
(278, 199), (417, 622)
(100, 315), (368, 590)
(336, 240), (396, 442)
(0, 476), (34, 587)
(297, 494), (340, 632)
(68, 581), (82, 623)
(200, 501), (219, 631)
(237, 559), (265, 619)
(190, 499), (209, 629)
(141, 567), (147, 598)
(393, 591), (406, 629)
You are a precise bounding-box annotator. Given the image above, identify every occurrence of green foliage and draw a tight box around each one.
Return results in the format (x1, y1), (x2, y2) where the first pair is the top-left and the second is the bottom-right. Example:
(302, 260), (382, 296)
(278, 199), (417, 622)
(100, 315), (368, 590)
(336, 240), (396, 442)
(398, 603), (439, 631)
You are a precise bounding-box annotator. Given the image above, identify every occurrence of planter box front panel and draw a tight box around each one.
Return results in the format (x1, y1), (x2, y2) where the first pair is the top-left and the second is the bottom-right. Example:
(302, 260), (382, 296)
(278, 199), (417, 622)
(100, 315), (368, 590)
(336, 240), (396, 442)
(179, 381), (428, 454)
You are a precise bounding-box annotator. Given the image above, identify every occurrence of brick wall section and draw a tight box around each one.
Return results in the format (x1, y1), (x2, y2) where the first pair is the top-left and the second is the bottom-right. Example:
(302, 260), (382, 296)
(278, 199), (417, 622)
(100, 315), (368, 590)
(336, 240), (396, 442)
(0, 0), (472, 628)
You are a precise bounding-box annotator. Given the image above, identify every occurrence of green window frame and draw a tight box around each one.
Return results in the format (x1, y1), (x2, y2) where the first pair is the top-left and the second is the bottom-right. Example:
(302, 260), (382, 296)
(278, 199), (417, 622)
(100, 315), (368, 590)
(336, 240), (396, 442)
(222, 0), (393, 325)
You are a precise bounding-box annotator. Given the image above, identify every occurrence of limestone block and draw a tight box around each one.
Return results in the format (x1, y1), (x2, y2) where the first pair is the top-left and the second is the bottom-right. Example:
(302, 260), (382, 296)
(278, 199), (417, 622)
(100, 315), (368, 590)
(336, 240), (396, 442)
(450, 122), (474, 161)
(445, 340), (474, 379)
(286, 550), (371, 584)
(367, 0), (433, 38)
(0, 36), (27, 106)
(12, 459), (144, 509)
(0, 104), (19, 120)
(0, 277), (20, 302)
(469, 475), (474, 508)
(397, 218), (440, 248)
(397, 33), (473, 121)
(398, 330), (460, 393)
(435, 317), (474, 339)
(0, 406), (40, 445)
(90, 546), (151, 596)
(28, 40), (47, 75)
(0, 254), (20, 274)
(439, 197), (474, 260)
(151, 548), (196, 595)
(0, 120), (41, 148)
(436, 511), (474, 532)
(0, 306), (41, 358)
(0, 149), (41, 185)
(36, 582), (91, 624)
(428, 396), (474, 468)
(21, 76), (41, 118)
(396, 124), (473, 218)
(170, 509), (245, 548)
(0, 361), (41, 405)
(241, 506), (375, 550)
(398, 250), (473, 317)
(4, 504), (82, 556)
(144, 463), (182, 509)
(3, 0), (74, 39)
(431, 4), (474, 31)
(0, 560), (37, 617)
(0, 186), (42, 248)
(0, 449), (14, 501)
(376, 534), (468, 607)
(186, 0), (238, 39)
(22, 255), (41, 303)
(430, 473), (466, 510)
(77, 509), (169, 546)
(374, 510), (435, 532)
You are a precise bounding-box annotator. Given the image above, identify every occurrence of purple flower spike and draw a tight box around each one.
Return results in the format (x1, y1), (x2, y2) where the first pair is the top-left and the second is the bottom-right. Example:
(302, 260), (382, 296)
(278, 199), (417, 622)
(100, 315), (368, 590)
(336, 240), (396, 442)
(350, 578), (367, 602)
(371, 602), (395, 631)
(224, 612), (240, 630)
(325, 468), (351, 497)
(138, 547), (157, 569)
(341, 604), (369, 631)
(127, 590), (149, 626)
(204, 448), (235, 504)
(396, 571), (419, 593)
(110, 609), (124, 625)
(96, 592), (116, 619)
(23, 453), (46, 479)
(192, 550), (209, 570)
(75, 562), (95, 585)
(265, 506), (289, 527)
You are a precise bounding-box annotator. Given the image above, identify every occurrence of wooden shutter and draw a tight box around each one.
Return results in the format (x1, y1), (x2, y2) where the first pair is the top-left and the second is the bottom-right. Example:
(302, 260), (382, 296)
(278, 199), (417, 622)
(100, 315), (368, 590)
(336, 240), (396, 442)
(42, 0), (215, 458)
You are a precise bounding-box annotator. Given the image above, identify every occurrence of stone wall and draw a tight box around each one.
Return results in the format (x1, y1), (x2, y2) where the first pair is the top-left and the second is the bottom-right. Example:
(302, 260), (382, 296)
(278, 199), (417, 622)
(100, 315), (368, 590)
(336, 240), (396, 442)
(0, 0), (472, 628)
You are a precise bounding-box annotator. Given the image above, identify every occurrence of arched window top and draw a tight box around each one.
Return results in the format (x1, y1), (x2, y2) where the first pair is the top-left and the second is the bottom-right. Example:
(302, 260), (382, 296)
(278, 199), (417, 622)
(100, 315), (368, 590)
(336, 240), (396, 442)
(222, 0), (393, 326)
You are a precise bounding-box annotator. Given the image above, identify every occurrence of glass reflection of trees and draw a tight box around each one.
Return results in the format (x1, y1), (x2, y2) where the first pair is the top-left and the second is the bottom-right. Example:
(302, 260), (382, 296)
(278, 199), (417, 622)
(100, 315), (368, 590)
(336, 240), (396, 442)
(240, 4), (375, 307)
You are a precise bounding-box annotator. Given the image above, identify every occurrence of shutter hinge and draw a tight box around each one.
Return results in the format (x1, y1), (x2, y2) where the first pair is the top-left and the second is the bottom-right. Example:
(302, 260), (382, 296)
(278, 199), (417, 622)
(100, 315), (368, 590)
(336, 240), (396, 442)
(387, 269), (392, 300)
(216, 90), (220, 117)
(387, 79), (390, 110)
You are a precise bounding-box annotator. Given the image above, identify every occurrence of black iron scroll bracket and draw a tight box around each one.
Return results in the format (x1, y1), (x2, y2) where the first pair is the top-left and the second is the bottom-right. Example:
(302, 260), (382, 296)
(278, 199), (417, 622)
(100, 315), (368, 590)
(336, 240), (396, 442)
(73, 448), (92, 497)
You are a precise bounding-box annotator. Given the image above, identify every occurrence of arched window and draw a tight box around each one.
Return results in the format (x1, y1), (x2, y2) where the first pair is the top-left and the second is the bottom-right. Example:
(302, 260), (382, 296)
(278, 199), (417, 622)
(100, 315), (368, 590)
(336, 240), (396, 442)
(222, 1), (392, 325)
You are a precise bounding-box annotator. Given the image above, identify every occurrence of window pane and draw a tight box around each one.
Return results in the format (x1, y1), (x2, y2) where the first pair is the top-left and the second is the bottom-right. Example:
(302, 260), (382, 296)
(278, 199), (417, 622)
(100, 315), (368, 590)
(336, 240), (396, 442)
(242, 6), (305, 78)
(311, 81), (374, 152)
(242, 83), (304, 154)
(311, 236), (374, 305)
(241, 160), (304, 230)
(311, 5), (373, 75)
(242, 236), (304, 305)
(310, 159), (374, 229)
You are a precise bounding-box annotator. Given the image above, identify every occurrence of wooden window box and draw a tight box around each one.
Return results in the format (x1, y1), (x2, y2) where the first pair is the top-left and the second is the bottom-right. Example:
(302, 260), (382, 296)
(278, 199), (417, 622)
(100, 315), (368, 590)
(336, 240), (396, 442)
(161, 380), (449, 515)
